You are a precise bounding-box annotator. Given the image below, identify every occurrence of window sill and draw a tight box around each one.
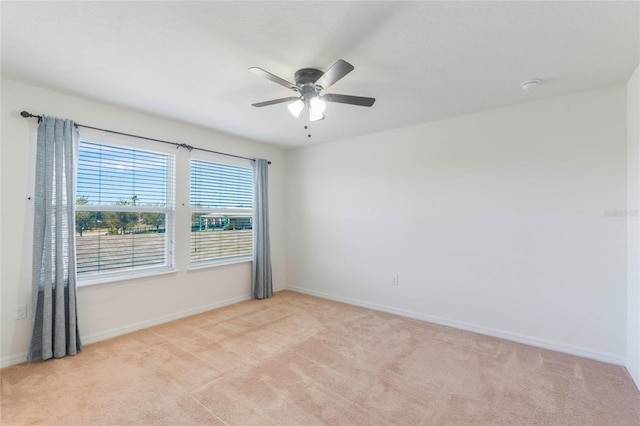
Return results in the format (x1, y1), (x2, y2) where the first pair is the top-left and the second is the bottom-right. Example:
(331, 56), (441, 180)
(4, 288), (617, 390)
(77, 268), (177, 289)
(188, 257), (252, 272)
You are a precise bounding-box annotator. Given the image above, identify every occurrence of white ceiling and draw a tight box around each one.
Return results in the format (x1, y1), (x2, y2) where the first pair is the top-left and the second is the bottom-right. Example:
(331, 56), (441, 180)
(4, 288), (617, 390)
(2, 1), (638, 149)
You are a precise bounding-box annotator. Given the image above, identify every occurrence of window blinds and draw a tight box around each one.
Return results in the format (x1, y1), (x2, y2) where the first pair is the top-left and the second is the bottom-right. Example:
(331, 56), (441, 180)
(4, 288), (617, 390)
(75, 140), (174, 277)
(190, 159), (253, 265)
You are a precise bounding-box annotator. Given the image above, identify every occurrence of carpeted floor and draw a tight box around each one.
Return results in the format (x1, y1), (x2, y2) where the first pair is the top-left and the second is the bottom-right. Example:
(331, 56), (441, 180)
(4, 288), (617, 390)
(1, 290), (639, 425)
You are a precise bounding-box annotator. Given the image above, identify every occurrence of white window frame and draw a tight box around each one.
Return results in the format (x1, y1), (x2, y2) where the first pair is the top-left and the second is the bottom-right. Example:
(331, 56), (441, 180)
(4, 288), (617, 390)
(75, 129), (176, 286)
(189, 153), (253, 269)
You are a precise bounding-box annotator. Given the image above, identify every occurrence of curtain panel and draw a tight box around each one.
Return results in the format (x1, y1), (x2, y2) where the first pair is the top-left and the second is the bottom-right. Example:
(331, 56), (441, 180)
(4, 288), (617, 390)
(28, 116), (82, 362)
(252, 158), (272, 299)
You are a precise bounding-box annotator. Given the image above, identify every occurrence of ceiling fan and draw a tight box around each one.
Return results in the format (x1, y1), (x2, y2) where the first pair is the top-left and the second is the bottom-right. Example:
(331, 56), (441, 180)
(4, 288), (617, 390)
(249, 59), (375, 122)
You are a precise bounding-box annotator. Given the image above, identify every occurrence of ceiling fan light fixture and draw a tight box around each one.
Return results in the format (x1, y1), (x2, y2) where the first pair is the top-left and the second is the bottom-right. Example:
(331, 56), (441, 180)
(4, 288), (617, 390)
(309, 109), (324, 122)
(250, 60), (375, 131)
(309, 96), (326, 114)
(287, 99), (305, 118)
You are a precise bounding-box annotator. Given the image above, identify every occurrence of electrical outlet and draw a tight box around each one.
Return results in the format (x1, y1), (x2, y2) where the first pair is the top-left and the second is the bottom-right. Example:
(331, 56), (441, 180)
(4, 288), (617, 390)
(15, 304), (27, 320)
(392, 275), (399, 286)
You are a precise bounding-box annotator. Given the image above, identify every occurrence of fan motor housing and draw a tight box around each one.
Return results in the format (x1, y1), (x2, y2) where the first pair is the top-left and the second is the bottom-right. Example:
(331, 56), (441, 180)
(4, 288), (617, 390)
(294, 68), (324, 86)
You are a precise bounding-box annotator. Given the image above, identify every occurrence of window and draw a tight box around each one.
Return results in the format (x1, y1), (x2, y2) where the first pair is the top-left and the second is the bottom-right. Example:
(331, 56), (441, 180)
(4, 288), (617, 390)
(190, 158), (253, 266)
(75, 140), (175, 280)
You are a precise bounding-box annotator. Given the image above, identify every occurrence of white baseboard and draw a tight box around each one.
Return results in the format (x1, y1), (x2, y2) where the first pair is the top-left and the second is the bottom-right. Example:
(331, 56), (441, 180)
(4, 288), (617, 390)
(287, 286), (626, 367)
(627, 360), (640, 391)
(81, 293), (253, 346)
(1, 293), (253, 369)
(4, 285), (625, 370)
(77, 285), (291, 346)
(1, 352), (28, 369)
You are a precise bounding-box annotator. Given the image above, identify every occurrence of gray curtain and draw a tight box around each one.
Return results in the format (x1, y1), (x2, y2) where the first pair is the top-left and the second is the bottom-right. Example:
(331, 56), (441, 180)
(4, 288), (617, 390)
(252, 159), (272, 299)
(28, 116), (82, 362)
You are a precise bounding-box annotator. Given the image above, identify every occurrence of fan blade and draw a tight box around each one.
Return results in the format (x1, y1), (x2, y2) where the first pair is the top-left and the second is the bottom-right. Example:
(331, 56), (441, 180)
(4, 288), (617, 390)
(322, 93), (376, 107)
(314, 59), (354, 90)
(251, 97), (300, 107)
(248, 67), (297, 91)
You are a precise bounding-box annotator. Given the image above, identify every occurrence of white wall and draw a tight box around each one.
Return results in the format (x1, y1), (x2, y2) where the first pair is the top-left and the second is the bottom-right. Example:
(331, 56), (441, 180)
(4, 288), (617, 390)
(627, 64), (640, 389)
(1, 76), (633, 373)
(286, 86), (628, 364)
(0, 78), (287, 367)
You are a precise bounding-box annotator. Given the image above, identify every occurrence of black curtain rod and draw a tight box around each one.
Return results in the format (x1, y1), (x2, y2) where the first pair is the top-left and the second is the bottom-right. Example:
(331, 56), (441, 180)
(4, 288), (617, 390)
(20, 111), (271, 165)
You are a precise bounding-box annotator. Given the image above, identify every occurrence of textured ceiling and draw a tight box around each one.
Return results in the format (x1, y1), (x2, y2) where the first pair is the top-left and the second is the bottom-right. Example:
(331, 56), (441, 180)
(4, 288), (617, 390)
(2, 1), (638, 149)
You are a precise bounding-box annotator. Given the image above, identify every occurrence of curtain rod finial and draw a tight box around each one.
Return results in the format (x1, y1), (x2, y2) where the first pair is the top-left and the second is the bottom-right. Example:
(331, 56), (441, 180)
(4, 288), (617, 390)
(21, 111), (42, 122)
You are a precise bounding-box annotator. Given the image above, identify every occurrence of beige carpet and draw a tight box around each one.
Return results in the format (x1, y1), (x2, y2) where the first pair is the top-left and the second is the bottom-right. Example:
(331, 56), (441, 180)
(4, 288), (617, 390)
(1, 290), (639, 425)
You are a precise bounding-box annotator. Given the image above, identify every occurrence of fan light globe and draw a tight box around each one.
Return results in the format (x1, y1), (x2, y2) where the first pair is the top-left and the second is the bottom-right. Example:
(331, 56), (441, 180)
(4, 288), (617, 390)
(287, 99), (304, 118)
(309, 97), (326, 114)
(309, 109), (324, 122)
